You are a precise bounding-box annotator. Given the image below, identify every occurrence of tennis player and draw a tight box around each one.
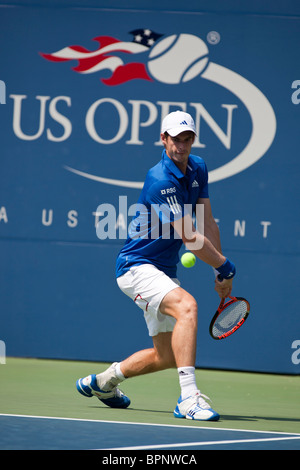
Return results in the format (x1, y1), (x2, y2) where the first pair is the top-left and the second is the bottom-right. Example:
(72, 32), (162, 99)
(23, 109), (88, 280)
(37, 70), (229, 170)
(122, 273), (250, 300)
(76, 111), (235, 421)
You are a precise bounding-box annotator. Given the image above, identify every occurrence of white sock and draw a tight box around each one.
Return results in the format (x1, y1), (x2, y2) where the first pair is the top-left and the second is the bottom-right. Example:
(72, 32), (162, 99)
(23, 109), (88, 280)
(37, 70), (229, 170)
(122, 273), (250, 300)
(178, 366), (198, 400)
(96, 362), (125, 391)
(115, 362), (125, 381)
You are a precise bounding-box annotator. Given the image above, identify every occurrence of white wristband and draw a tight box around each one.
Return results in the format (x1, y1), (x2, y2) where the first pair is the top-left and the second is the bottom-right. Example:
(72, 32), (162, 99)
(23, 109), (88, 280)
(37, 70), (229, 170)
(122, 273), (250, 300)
(212, 267), (219, 278)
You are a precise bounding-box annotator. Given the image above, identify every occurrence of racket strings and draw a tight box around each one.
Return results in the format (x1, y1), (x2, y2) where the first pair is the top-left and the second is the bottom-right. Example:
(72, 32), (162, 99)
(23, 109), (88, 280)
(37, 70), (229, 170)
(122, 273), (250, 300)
(212, 300), (248, 336)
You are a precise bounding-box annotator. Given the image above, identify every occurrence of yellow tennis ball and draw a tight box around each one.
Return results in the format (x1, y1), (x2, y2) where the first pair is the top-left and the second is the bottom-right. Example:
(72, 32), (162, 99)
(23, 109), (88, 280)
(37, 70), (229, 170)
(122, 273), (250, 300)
(181, 252), (196, 268)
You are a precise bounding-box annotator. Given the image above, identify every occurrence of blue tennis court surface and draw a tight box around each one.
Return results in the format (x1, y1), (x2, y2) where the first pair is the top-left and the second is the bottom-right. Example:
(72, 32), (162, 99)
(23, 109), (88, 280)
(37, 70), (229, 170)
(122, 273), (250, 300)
(1, 414), (299, 450)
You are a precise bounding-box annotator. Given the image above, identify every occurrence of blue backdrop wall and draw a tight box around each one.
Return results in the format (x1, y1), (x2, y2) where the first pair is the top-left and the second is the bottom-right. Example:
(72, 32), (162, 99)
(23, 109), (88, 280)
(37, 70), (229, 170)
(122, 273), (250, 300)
(0, 0), (299, 374)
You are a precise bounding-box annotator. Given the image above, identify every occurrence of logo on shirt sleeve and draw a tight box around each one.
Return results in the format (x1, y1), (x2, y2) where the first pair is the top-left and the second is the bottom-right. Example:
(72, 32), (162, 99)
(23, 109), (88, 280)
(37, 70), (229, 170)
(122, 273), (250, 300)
(158, 187), (181, 215)
(166, 195), (181, 214)
(160, 186), (176, 195)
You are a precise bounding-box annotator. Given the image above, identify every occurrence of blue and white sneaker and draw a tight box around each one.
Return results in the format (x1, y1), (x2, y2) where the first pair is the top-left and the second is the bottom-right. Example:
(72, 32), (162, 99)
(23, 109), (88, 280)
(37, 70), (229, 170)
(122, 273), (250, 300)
(76, 363), (130, 409)
(174, 391), (220, 421)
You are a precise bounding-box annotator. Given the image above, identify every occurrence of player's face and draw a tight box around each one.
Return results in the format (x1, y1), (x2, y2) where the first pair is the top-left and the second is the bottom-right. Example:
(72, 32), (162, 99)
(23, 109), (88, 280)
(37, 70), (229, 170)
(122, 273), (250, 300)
(161, 131), (195, 170)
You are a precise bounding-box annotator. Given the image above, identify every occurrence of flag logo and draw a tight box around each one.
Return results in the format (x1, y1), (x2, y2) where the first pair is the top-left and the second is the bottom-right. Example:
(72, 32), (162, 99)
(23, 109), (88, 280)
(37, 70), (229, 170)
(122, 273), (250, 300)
(40, 30), (212, 86)
(40, 29), (163, 86)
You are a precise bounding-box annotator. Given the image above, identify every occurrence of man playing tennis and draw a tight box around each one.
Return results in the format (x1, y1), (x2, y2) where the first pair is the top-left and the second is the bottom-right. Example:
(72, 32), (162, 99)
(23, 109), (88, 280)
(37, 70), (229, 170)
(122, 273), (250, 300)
(76, 111), (235, 421)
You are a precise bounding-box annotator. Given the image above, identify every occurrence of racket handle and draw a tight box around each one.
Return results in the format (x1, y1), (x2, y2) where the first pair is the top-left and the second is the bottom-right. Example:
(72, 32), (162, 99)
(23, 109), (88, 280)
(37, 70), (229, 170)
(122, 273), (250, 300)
(217, 274), (223, 281)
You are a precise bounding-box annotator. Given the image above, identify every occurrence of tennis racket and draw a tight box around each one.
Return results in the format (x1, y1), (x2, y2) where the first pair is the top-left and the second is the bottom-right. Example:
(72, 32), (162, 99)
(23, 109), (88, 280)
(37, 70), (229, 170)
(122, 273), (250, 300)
(209, 295), (250, 340)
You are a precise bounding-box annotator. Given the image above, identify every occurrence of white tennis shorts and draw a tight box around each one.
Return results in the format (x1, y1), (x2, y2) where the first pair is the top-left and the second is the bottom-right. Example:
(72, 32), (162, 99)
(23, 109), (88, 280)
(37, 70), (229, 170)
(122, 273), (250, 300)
(117, 264), (180, 337)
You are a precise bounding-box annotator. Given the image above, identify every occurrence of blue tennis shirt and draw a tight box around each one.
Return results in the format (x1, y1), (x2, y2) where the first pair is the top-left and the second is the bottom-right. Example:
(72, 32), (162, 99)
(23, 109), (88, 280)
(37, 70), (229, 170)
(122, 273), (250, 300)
(116, 149), (209, 278)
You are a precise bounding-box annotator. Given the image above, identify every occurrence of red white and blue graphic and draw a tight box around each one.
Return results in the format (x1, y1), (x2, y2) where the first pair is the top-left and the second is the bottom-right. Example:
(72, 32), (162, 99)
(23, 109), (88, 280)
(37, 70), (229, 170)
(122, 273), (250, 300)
(41, 29), (212, 86)
(41, 29), (164, 86)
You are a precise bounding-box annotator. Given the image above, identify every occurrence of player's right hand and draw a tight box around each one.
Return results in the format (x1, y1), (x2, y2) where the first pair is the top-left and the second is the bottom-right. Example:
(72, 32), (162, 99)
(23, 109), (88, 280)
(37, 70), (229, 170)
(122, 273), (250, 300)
(214, 277), (233, 299)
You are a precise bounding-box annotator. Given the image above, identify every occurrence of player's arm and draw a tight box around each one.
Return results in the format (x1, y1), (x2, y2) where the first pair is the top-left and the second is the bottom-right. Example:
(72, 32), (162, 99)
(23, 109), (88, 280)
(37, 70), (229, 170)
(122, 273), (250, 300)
(171, 213), (224, 268)
(197, 197), (222, 253)
(197, 197), (234, 297)
(171, 204), (234, 298)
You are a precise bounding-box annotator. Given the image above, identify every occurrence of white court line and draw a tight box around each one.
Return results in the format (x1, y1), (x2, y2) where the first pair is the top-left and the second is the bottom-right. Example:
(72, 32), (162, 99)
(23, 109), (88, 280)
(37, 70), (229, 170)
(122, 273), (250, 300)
(104, 436), (300, 450)
(1, 413), (300, 436)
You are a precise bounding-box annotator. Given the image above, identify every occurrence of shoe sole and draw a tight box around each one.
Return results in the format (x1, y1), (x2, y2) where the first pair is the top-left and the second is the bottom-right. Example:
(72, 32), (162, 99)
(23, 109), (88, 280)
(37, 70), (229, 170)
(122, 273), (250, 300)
(100, 396), (131, 408)
(174, 405), (220, 421)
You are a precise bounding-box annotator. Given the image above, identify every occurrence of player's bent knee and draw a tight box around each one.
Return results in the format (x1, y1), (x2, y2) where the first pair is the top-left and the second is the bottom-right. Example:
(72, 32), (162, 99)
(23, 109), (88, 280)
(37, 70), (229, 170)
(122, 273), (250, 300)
(182, 299), (198, 327)
(161, 288), (198, 322)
